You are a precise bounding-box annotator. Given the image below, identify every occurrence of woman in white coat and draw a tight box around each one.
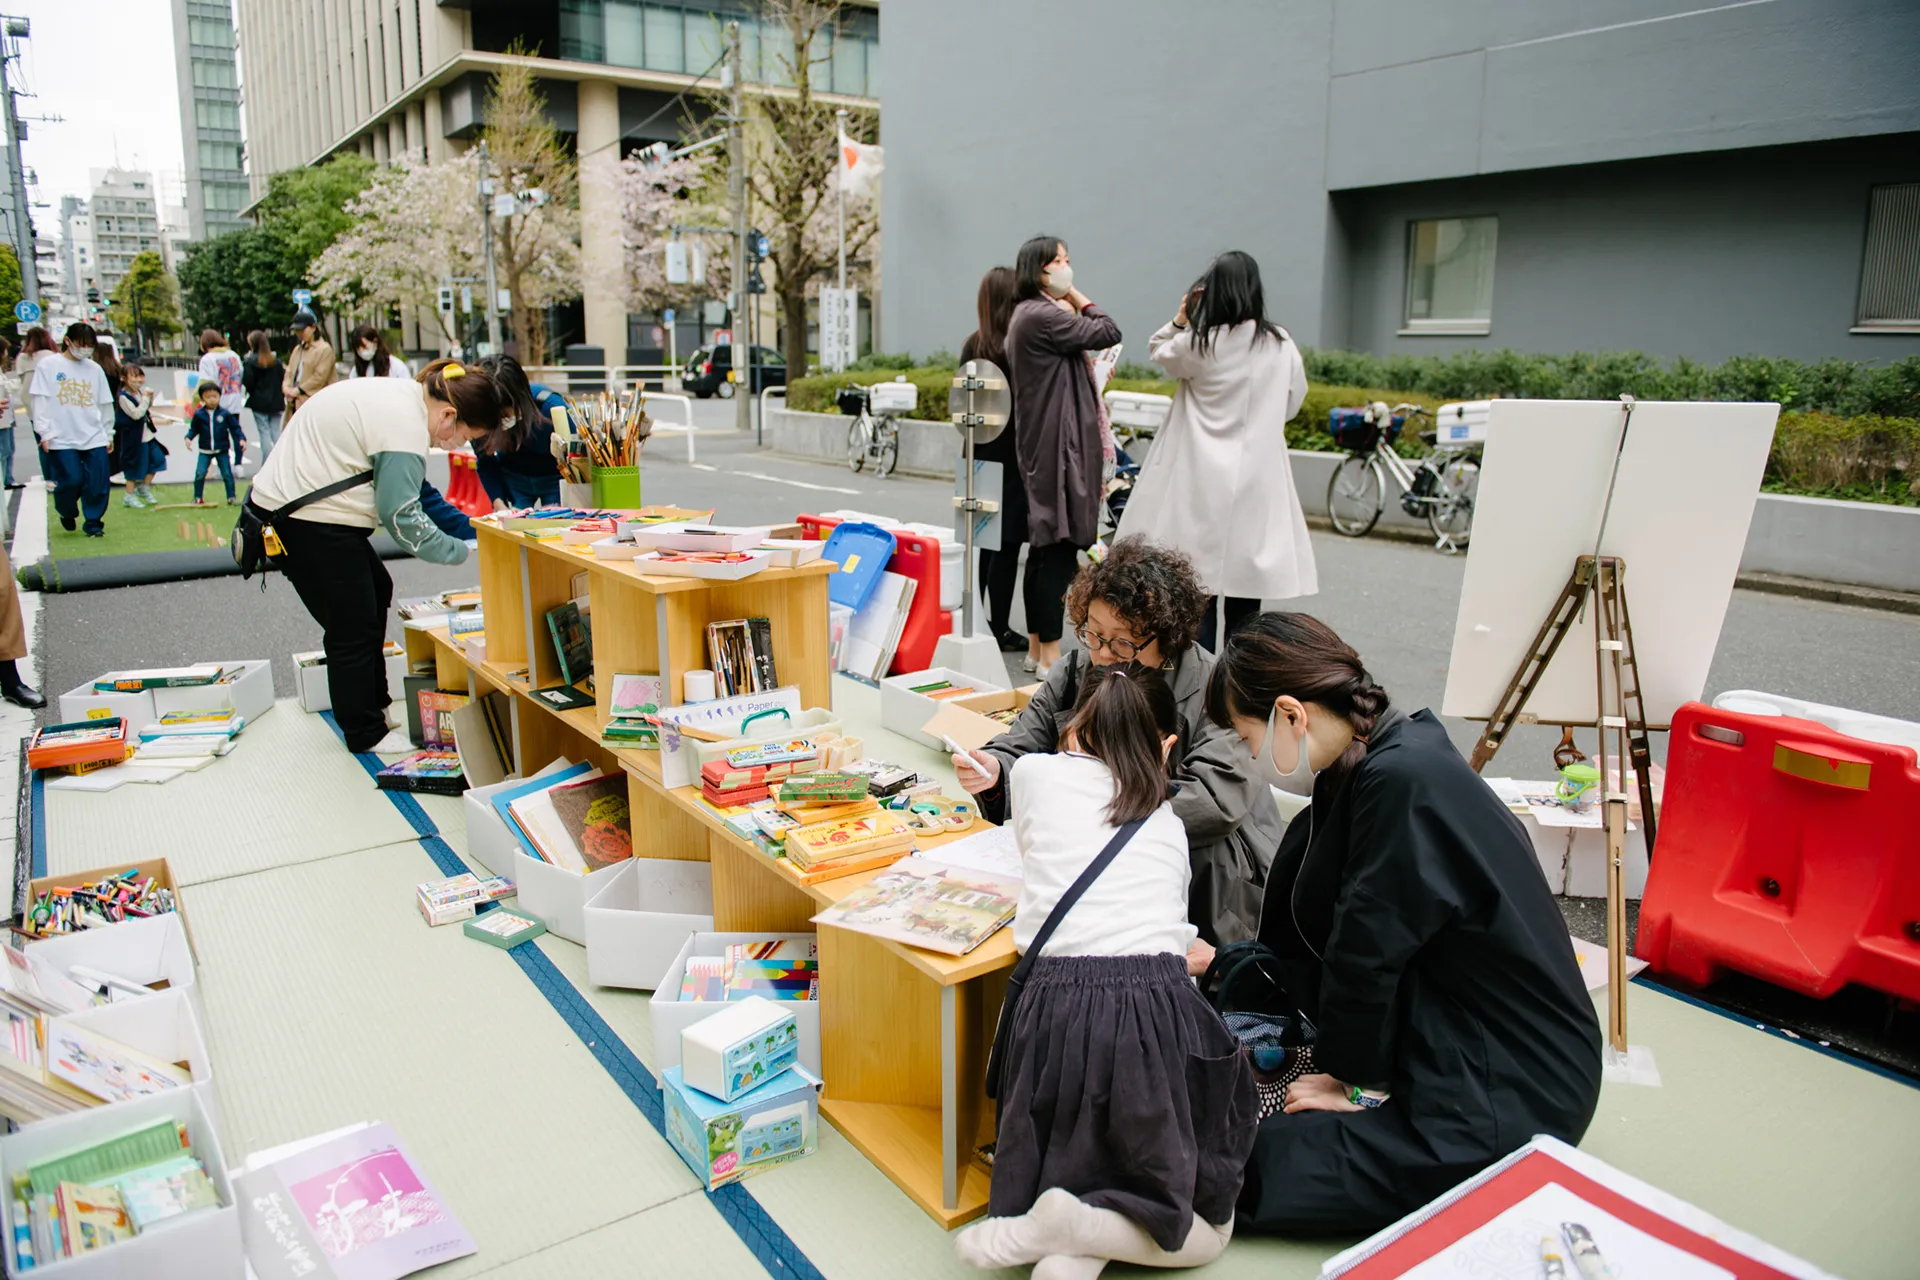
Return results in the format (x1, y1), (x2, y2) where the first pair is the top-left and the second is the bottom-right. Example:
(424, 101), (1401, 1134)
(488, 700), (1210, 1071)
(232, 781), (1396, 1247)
(1117, 251), (1317, 653)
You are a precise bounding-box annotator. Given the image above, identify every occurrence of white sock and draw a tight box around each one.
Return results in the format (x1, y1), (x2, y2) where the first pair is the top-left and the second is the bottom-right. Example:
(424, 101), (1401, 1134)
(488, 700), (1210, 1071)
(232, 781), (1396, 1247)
(1035, 1192), (1235, 1270)
(953, 1188), (1088, 1269)
(1033, 1257), (1107, 1280)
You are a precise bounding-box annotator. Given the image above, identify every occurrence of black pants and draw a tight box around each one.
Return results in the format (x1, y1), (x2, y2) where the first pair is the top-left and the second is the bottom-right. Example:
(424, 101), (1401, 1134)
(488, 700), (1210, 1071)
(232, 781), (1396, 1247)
(1198, 596), (1261, 654)
(979, 463), (1029, 634)
(275, 514), (394, 752)
(46, 447), (111, 535)
(1023, 542), (1081, 644)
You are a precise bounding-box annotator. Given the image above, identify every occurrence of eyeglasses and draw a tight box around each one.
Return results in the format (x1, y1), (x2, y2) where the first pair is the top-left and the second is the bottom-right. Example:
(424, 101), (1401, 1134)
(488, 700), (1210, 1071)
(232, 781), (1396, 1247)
(1075, 626), (1145, 660)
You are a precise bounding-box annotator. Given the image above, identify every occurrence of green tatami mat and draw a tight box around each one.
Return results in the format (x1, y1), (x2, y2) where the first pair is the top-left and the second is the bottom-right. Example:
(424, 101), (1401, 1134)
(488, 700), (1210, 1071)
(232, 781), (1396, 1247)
(44, 700), (416, 883)
(472, 1190), (764, 1279)
(186, 840), (708, 1278)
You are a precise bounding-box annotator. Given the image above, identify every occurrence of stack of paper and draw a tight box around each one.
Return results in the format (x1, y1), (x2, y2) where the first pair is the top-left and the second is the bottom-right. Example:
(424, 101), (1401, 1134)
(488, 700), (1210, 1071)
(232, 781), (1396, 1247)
(839, 570), (915, 682)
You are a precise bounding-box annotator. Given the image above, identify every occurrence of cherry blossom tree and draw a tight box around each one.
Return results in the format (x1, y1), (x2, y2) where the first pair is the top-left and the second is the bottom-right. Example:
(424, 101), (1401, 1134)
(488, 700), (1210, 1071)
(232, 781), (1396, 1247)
(481, 55), (582, 365)
(600, 147), (731, 313)
(310, 153), (481, 346)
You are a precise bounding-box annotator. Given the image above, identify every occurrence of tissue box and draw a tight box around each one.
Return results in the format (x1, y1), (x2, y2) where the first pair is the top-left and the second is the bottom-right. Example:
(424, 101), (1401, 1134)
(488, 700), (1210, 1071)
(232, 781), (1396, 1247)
(649, 932), (820, 1076)
(661, 1063), (821, 1190)
(681, 996), (799, 1102)
(294, 646), (407, 713)
(880, 667), (1005, 750)
(582, 859), (715, 990)
(150, 659), (274, 724)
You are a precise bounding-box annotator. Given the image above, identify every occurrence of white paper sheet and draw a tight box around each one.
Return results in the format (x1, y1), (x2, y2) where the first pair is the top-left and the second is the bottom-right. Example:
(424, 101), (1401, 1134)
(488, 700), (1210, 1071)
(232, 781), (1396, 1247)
(1399, 1182), (1733, 1280)
(916, 824), (1023, 882)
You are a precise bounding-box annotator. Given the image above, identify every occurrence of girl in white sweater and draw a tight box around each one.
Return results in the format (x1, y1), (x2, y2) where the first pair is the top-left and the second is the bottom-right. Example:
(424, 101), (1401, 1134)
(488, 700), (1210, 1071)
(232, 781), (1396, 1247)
(956, 661), (1257, 1280)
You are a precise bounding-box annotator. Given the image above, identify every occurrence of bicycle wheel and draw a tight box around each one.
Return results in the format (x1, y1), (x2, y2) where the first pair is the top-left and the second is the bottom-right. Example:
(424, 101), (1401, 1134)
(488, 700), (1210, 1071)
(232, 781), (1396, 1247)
(846, 419), (866, 473)
(1326, 455), (1385, 536)
(875, 420), (899, 478)
(1427, 453), (1480, 548)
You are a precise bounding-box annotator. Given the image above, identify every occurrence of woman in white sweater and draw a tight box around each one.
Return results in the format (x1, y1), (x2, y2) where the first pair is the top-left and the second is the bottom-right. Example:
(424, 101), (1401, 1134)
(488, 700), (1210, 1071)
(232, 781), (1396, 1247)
(1116, 251), (1316, 653)
(955, 662), (1256, 1280)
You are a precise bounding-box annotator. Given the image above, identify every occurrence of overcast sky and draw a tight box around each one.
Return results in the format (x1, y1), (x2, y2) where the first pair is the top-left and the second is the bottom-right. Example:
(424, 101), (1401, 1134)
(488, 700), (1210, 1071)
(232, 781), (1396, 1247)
(11, 0), (190, 219)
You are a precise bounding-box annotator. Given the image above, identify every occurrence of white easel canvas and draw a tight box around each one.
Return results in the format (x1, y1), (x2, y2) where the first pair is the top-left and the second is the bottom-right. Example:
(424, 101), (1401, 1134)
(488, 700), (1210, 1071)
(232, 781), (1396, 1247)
(1442, 400), (1778, 726)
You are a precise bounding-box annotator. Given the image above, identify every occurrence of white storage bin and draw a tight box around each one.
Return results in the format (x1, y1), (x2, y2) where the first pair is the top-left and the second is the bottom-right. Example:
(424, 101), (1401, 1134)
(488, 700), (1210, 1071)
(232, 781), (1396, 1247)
(1564, 824), (1650, 901)
(55, 684), (157, 736)
(46, 990), (218, 1132)
(461, 772), (543, 880)
(30, 913), (198, 1003)
(150, 659), (274, 724)
(582, 859), (716, 990)
(1433, 400), (1492, 444)
(880, 666), (1005, 750)
(1710, 689), (1920, 754)
(0, 1090), (242, 1279)
(649, 932), (820, 1077)
(293, 649), (408, 714)
(512, 850), (627, 946)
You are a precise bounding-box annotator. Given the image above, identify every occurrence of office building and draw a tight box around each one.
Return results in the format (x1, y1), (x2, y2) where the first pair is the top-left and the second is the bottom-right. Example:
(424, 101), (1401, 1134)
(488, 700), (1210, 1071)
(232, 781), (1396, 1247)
(58, 196), (96, 318)
(234, 0), (878, 357)
(882, 0), (1920, 365)
(172, 0), (250, 242)
(87, 169), (162, 302)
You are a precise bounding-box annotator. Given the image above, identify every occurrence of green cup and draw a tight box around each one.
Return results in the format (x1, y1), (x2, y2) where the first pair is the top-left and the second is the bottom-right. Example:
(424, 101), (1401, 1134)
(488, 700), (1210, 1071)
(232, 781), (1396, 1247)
(591, 465), (641, 509)
(1556, 762), (1601, 811)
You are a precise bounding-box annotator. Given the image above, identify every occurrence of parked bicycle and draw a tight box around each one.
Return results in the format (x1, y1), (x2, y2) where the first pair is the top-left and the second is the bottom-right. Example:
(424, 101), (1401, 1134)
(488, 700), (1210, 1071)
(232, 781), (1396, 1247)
(838, 384), (900, 477)
(1325, 402), (1481, 551)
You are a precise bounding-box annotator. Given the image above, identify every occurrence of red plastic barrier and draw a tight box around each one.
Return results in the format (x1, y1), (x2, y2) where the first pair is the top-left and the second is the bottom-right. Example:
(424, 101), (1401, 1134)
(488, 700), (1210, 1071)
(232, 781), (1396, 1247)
(1636, 701), (1920, 1001)
(444, 452), (493, 517)
(799, 514), (952, 676)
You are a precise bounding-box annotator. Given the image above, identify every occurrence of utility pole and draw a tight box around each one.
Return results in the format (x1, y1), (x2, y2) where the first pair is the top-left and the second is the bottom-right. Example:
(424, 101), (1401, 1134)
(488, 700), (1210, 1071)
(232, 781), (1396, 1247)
(727, 20), (749, 435)
(836, 108), (847, 295)
(0, 16), (37, 306)
(477, 141), (503, 355)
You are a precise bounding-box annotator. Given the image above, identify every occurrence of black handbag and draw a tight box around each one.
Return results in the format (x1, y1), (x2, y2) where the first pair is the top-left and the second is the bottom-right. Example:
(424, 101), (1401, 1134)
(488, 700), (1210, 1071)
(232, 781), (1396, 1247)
(984, 817), (1146, 1102)
(1201, 940), (1317, 1069)
(231, 471), (374, 580)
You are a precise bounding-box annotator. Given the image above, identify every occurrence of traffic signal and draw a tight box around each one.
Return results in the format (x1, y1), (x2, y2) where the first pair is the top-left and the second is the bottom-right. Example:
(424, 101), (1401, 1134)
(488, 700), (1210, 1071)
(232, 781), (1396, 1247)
(748, 229), (770, 262)
(86, 288), (100, 304)
(747, 265), (766, 295)
(438, 285), (454, 316)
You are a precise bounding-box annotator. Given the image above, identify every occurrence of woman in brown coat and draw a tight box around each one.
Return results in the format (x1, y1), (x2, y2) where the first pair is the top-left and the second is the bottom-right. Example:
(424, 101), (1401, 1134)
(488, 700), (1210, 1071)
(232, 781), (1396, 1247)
(1004, 236), (1121, 676)
(0, 538), (43, 707)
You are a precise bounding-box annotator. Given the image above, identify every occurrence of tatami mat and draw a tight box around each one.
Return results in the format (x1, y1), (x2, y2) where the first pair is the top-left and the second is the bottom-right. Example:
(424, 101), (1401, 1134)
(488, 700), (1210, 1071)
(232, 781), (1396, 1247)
(470, 1189), (764, 1279)
(43, 701), (417, 882)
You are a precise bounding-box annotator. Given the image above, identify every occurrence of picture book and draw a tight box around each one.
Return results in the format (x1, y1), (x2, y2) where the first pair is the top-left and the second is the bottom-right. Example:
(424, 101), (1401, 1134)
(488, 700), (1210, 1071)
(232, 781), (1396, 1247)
(546, 601), (592, 686)
(137, 708), (245, 739)
(46, 1022), (192, 1103)
(505, 788), (588, 872)
(546, 774), (633, 871)
(812, 857), (1020, 956)
(236, 1121), (475, 1280)
(530, 683), (595, 711)
(112, 1156), (220, 1231)
(415, 690), (469, 750)
(464, 910), (546, 949)
(55, 1180), (133, 1253)
(374, 751), (467, 796)
(487, 762), (594, 860)
(92, 665), (223, 692)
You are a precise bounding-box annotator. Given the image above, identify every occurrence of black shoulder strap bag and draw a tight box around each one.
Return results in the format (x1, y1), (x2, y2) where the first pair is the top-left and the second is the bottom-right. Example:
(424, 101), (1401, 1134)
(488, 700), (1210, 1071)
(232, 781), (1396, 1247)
(231, 471), (374, 581)
(985, 817), (1145, 1102)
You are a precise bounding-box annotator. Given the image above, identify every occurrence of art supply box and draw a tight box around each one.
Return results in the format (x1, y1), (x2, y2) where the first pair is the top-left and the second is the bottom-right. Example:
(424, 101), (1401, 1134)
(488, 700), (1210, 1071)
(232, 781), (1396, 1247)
(19, 859), (193, 954)
(920, 685), (1038, 752)
(880, 668), (1005, 750)
(650, 933), (821, 1077)
(582, 859), (716, 990)
(47, 989), (218, 1128)
(149, 659), (274, 724)
(0, 1090), (242, 1279)
(292, 647), (407, 714)
(661, 1063), (822, 1191)
(680, 996), (800, 1102)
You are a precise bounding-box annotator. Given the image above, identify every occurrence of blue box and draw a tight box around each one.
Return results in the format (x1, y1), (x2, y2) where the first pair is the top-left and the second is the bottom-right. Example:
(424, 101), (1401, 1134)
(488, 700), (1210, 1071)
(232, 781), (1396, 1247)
(661, 1063), (822, 1190)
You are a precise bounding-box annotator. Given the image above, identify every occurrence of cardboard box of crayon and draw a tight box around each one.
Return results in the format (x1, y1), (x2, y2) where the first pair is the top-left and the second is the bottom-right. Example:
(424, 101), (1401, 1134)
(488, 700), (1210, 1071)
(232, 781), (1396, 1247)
(583, 859), (716, 991)
(292, 646), (407, 714)
(0, 1090), (243, 1279)
(661, 1062), (821, 1191)
(149, 659), (274, 724)
(649, 932), (821, 1077)
(18, 858), (194, 957)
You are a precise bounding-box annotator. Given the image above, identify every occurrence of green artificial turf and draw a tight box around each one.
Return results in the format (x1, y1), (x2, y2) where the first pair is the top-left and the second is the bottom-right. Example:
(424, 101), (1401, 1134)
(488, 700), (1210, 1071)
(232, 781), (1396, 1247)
(46, 482), (241, 559)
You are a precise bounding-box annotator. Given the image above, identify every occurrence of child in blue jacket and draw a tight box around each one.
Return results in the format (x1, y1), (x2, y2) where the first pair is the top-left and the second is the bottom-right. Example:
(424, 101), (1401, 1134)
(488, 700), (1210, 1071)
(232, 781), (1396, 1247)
(187, 380), (246, 505)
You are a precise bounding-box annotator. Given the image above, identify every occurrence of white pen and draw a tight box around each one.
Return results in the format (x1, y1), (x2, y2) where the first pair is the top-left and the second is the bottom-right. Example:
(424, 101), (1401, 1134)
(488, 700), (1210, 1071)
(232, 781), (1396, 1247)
(943, 736), (991, 776)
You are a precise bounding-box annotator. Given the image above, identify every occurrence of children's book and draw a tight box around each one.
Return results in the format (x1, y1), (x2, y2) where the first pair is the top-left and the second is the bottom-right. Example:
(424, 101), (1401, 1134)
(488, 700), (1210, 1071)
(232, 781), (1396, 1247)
(112, 1156), (220, 1231)
(415, 690), (469, 750)
(55, 1180), (133, 1253)
(546, 601), (592, 686)
(811, 857), (1020, 956)
(46, 1022), (192, 1103)
(136, 709), (245, 739)
(236, 1121), (476, 1280)
(92, 666), (223, 692)
(609, 672), (665, 720)
(487, 762), (594, 860)
(374, 751), (467, 796)
(546, 774), (633, 871)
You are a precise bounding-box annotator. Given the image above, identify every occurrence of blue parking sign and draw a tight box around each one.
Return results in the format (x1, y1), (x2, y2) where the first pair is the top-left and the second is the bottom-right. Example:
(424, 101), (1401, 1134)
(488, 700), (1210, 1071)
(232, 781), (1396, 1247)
(13, 300), (39, 325)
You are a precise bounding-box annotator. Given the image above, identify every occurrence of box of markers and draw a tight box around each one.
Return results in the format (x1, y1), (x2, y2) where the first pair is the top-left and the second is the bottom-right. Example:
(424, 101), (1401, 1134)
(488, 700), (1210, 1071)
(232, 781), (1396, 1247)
(16, 858), (194, 957)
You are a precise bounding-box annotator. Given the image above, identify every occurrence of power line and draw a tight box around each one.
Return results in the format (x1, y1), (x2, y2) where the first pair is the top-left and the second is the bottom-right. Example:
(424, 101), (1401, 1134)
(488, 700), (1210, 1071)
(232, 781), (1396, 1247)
(577, 51), (728, 163)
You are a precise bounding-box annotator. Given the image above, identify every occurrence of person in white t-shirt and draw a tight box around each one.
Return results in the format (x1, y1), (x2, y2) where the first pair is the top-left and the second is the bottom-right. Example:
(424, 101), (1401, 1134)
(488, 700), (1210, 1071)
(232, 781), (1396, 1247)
(249, 359), (507, 752)
(197, 329), (246, 416)
(347, 323), (412, 380)
(29, 323), (115, 537)
(955, 661), (1257, 1280)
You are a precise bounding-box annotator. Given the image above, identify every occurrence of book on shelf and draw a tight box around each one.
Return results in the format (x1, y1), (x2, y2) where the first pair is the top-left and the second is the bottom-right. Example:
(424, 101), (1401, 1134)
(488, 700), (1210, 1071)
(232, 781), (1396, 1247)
(546, 601), (592, 687)
(374, 751), (467, 795)
(529, 683), (595, 711)
(811, 856), (1020, 956)
(236, 1120), (475, 1280)
(450, 692), (513, 791)
(91, 666), (224, 692)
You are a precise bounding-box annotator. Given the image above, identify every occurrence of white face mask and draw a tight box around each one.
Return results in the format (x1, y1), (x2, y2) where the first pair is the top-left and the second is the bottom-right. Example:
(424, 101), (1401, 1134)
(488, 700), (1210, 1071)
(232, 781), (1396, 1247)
(1250, 702), (1316, 796)
(358, 344), (376, 359)
(1043, 263), (1073, 299)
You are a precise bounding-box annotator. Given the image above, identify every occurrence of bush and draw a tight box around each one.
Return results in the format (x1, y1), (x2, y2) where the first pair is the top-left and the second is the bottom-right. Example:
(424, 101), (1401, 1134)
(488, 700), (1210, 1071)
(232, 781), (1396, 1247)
(1767, 412), (1919, 505)
(787, 366), (960, 420)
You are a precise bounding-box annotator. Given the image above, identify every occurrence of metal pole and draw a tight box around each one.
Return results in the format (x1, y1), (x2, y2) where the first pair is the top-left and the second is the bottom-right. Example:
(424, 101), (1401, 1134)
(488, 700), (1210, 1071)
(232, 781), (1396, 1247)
(478, 142), (503, 354)
(1, 44), (36, 305)
(961, 381), (977, 639)
(835, 108), (847, 294)
(727, 21), (749, 436)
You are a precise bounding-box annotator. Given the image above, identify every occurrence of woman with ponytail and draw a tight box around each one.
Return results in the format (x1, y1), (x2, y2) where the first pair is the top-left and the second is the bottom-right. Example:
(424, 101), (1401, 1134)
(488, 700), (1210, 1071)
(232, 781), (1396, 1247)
(1204, 612), (1602, 1235)
(956, 662), (1256, 1280)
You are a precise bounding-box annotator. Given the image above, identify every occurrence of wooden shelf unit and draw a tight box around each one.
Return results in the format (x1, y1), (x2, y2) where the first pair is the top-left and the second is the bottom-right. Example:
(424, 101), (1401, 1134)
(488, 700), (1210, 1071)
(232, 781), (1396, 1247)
(400, 521), (1011, 1227)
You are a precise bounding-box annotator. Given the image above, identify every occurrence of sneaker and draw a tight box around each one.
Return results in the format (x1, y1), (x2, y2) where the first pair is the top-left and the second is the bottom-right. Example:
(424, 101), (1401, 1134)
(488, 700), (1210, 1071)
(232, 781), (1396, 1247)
(227, 497), (240, 506)
(84, 528), (104, 538)
(123, 494), (144, 509)
(59, 516), (75, 531)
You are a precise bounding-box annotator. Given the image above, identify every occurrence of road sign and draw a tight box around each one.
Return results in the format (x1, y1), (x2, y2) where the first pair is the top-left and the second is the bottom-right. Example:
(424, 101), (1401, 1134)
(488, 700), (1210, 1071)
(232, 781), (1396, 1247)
(818, 287), (856, 372)
(290, 288), (312, 307)
(665, 242), (689, 285)
(663, 308), (676, 327)
(13, 300), (39, 325)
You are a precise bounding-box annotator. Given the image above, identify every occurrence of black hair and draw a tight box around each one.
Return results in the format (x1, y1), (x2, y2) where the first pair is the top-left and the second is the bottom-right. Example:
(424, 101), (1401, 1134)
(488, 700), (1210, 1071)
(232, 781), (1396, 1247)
(471, 353), (539, 452)
(197, 379), (222, 398)
(351, 322), (395, 377)
(1014, 236), (1064, 303)
(1064, 536), (1210, 664)
(64, 322), (96, 349)
(418, 358), (508, 450)
(1068, 661), (1179, 825)
(1186, 249), (1283, 358)
(1206, 612), (1391, 796)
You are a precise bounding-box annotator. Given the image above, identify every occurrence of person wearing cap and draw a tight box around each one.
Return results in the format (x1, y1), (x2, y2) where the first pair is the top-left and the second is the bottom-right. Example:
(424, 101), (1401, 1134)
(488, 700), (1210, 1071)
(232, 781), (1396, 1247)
(249, 359), (507, 752)
(282, 309), (336, 417)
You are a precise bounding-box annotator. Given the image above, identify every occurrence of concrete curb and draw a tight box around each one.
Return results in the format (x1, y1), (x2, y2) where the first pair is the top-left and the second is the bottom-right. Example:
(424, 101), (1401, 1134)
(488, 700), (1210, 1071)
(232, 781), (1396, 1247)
(1729, 572), (1920, 617)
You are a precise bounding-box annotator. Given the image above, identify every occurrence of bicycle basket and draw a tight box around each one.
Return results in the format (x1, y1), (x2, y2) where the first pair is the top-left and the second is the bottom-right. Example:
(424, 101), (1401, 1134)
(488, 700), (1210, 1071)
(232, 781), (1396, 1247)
(1328, 408), (1377, 452)
(835, 385), (869, 416)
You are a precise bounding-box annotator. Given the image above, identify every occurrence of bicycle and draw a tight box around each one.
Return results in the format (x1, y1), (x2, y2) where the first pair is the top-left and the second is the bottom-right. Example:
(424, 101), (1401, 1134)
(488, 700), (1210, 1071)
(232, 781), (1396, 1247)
(838, 384), (900, 477)
(1324, 402), (1481, 552)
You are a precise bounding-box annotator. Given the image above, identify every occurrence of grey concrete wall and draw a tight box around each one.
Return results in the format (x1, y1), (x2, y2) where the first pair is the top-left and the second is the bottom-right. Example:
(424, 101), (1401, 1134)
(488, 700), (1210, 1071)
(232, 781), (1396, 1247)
(1740, 493), (1920, 593)
(766, 407), (958, 480)
(1337, 134), (1920, 362)
(880, 0), (1338, 361)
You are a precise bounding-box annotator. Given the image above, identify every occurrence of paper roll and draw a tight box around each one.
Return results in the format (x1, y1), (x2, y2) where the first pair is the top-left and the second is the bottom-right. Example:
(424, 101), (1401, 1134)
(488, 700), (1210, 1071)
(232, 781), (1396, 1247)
(683, 669), (717, 703)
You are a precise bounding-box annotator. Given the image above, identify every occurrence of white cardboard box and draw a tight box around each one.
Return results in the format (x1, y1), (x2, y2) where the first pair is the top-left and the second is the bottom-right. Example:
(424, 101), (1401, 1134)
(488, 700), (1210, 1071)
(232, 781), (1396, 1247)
(47, 989), (219, 1133)
(461, 773), (535, 880)
(512, 850), (627, 945)
(150, 659), (274, 724)
(650, 932), (820, 1078)
(292, 648), (408, 714)
(30, 913), (198, 1004)
(880, 667), (1005, 750)
(583, 859), (716, 990)
(0, 1090), (242, 1279)
(55, 683), (157, 736)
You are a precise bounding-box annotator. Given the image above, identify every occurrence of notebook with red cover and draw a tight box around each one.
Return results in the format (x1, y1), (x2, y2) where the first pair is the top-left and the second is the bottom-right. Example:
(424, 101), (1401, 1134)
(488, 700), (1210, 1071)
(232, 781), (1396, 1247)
(1320, 1136), (1836, 1280)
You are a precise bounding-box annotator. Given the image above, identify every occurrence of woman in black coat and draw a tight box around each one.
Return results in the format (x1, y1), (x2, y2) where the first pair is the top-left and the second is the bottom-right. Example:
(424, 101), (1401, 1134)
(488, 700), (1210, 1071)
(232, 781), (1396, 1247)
(1204, 612), (1603, 1235)
(959, 266), (1027, 652)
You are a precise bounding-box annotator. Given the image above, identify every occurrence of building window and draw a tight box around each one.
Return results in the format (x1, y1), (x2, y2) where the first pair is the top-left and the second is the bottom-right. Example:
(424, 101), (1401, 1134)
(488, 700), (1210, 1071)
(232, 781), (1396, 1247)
(195, 100), (241, 130)
(187, 17), (232, 48)
(1403, 216), (1497, 335)
(1856, 183), (1920, 333)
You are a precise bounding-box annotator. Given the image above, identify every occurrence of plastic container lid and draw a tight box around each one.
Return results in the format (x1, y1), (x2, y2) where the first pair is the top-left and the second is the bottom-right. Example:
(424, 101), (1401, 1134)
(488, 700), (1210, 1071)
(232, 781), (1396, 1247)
(821, 521), (898, 612)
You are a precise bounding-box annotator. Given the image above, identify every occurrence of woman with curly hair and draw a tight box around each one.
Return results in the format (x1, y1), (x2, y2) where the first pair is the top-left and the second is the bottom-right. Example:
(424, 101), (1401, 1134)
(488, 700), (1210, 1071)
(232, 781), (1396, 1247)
(951, 536), (1283, 944)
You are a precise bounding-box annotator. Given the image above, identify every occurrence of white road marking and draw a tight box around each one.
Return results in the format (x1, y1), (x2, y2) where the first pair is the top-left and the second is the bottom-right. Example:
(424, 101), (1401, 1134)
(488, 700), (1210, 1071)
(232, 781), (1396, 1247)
(728, 470), (862, 495)
(689, 463), (718, 472)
